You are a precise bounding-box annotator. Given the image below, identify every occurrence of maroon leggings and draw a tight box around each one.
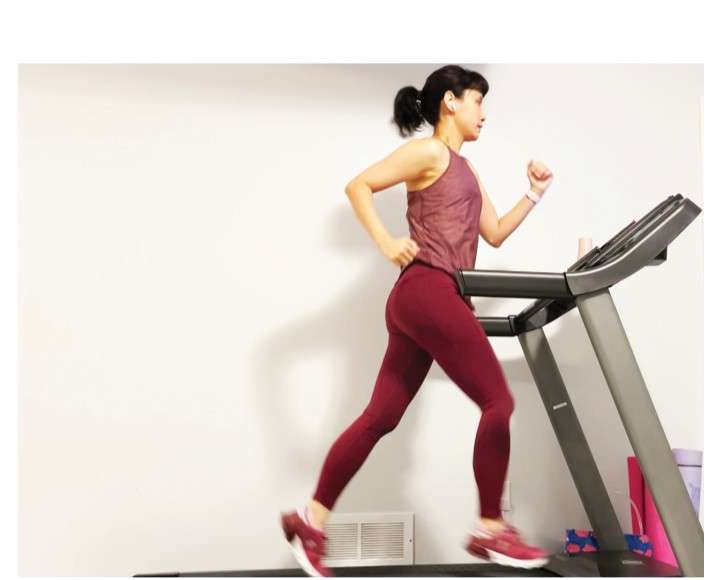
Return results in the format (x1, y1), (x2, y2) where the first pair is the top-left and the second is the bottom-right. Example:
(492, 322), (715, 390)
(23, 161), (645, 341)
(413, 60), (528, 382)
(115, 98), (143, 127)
(312, 261), (514, 519)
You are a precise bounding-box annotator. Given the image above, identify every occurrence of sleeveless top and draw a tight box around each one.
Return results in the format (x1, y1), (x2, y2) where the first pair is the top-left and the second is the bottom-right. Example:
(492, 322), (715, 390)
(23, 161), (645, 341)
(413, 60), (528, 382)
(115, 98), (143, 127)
(401, 140), (482, 312)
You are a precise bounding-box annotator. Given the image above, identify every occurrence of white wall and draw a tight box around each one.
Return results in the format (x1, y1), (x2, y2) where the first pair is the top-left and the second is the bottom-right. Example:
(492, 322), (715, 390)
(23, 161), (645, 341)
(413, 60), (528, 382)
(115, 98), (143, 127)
(18, 63), (703, 575)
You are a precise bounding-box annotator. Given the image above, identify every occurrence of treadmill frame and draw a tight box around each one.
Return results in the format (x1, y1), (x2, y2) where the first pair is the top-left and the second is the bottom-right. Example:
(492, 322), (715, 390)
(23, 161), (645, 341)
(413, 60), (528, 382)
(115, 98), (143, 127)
(455, 195), (703, 576)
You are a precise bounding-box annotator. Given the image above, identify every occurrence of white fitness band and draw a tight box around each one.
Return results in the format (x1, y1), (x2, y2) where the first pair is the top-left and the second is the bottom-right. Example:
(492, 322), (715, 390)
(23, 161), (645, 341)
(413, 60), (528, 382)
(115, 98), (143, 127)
(525, 190), (541, 204)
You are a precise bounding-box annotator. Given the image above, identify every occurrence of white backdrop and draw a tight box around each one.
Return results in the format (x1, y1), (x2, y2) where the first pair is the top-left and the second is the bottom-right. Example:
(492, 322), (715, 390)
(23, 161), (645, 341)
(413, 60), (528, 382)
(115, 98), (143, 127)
(18, 63), (703, 575)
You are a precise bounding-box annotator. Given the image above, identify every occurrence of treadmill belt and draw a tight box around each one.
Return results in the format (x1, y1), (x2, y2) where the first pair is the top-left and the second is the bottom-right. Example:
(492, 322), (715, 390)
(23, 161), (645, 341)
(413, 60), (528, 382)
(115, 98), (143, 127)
(134, 562), (558, 576)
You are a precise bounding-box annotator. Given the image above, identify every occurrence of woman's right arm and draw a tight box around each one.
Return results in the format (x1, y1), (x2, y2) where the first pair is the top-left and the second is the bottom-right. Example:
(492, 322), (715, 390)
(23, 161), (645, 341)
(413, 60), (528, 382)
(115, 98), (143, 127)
(344, 139), (437, 267)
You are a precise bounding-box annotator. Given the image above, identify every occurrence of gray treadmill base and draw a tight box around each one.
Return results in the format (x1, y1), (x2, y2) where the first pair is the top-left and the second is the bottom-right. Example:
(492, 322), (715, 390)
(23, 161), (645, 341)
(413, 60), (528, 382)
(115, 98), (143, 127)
(545, 551), (681, 576)
(134, 551), (681, 577)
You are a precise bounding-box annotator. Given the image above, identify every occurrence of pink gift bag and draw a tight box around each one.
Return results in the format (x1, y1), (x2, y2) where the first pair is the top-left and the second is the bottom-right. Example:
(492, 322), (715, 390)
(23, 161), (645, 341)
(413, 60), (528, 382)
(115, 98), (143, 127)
(627, 450), (702, 568)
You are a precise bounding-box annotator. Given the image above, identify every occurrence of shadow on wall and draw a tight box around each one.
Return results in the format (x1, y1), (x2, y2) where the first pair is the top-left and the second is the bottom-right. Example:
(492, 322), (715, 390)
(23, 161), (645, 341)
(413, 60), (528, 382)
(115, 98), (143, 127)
(248, 187), (428, 561)
(248, 185), (630, 565)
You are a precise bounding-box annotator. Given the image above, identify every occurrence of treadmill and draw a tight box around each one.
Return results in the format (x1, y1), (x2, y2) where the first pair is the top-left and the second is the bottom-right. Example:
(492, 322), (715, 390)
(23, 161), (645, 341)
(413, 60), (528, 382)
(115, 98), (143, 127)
(453, 194), (703, 577)
(135, 195), (703, 578)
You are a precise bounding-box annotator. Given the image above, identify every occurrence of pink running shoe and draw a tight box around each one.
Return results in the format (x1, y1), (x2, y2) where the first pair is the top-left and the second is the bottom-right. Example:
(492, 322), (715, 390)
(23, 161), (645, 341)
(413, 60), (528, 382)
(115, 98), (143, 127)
(280, 506), (334, 577)
(465, 521), (550, 570)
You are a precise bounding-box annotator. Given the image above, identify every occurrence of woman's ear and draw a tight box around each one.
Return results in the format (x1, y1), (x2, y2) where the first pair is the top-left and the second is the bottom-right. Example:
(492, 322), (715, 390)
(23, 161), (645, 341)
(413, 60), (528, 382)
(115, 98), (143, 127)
(443, 91), (455, 112)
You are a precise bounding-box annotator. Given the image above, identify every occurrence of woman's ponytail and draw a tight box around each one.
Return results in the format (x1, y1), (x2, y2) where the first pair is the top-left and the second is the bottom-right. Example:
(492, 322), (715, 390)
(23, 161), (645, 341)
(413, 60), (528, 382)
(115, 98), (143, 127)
(392, 85), (425, 138)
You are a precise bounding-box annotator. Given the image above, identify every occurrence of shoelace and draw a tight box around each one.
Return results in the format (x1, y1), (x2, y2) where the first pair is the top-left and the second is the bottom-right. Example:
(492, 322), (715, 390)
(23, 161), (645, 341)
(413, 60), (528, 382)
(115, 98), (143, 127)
(477, 523), (523, 543)
(485, 527), (522, 552)
(503, 524), (530, 544)
(299, 508), (328, 555)
(306, 537), (321, 550)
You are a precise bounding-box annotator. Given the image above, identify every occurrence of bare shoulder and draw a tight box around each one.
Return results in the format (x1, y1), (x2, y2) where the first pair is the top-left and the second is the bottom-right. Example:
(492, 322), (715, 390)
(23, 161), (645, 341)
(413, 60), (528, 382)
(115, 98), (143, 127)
(405, 137), (449, 172)
(403, 138), (451, 191)
(346, 137), (445, 194)
(398, 137), (445, 163)
(397, 137), (446, 172)
(417, 136), (447, 158)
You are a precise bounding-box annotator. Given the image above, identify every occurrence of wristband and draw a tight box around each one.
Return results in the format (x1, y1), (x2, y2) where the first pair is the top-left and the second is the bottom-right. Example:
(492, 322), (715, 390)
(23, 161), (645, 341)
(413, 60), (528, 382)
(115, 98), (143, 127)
(525, 189), (541, 204)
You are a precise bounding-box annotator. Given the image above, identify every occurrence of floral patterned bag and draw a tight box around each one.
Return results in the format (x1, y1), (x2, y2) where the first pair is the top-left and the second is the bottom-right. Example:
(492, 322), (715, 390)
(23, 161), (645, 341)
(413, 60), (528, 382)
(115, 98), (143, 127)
(564, 493), (653, 557)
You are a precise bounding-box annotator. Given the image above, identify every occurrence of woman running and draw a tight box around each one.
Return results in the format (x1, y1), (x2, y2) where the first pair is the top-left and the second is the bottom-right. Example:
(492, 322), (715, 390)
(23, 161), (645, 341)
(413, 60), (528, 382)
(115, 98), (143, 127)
(281, 64), (554, 576)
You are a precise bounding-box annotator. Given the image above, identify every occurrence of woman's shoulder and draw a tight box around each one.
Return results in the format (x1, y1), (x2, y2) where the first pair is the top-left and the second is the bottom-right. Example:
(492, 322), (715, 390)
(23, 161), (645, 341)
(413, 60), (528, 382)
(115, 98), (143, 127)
(391, 138), (448, 176)
(410, 137), (447, 157)
(400, 137), (449, 173)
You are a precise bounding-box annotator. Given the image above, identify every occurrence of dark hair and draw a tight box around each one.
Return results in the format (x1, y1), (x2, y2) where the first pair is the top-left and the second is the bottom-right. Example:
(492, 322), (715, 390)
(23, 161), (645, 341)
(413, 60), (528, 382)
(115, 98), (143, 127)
(391, 65), (489, 138)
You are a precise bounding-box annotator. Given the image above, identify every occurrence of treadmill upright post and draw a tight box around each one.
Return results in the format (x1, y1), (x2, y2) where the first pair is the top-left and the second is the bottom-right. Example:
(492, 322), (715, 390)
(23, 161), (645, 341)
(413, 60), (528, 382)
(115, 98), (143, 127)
(576, 288), (703, 577)
(517, 327), (627, 552)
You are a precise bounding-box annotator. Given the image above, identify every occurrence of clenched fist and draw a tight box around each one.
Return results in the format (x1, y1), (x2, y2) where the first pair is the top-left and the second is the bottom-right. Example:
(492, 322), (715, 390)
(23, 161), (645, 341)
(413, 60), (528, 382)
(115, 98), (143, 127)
(380, 236), (420, 268)
(527, 159), (554, 195)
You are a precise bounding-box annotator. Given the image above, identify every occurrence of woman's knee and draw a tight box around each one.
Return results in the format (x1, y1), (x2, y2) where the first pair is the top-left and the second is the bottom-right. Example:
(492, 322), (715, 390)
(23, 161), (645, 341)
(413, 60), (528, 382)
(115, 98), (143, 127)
(360, 409), (401, 436)
(483, 393), (515, 418)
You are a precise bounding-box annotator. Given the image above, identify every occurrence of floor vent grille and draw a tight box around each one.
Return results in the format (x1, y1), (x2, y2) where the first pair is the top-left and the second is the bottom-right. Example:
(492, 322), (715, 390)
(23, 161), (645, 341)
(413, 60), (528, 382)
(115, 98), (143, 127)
(324, 511), (414, 567)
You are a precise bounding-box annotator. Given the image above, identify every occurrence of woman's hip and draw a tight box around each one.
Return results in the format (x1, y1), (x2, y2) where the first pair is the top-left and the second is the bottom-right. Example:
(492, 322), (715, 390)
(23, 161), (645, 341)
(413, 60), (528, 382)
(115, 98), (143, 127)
(386, 260), (469, 331)
(394, 260), (458, 290)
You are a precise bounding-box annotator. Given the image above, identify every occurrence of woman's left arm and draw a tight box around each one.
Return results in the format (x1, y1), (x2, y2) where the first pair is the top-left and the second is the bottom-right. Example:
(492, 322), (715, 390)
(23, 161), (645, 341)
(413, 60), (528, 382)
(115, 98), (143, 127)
(467, 160), (553, 248)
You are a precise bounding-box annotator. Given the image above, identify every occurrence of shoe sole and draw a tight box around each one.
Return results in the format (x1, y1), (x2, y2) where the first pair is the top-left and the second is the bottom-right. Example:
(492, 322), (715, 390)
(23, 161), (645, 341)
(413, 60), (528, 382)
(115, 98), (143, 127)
(484, 548), (549, 569)
(466, 541), (549, 570)
(281, 513), (330, 577)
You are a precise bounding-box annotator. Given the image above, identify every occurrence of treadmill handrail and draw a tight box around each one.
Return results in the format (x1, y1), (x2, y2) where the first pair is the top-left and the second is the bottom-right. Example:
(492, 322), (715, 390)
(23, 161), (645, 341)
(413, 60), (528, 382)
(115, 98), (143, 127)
(584, 196), (682, 269)
(455, 269), (571, 299)
(466, 196), (701, 336)
(566, 197), (701, 295)
(582, 195), (680, 270)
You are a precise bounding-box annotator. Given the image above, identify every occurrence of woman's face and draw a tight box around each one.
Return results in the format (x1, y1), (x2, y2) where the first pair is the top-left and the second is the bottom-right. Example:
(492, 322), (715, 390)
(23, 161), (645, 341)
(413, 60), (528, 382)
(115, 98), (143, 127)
(454, 89), (486, 141)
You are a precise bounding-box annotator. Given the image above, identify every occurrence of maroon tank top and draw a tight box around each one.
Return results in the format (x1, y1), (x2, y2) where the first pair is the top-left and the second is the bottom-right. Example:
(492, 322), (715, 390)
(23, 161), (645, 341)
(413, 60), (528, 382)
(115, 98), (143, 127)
(401, 140), (482, 312)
